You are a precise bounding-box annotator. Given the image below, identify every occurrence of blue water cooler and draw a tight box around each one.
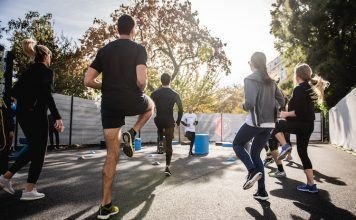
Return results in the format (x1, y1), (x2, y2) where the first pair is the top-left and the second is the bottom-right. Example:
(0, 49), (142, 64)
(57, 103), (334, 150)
(134, 138), (142, 151)
(194, 134), (209, 155)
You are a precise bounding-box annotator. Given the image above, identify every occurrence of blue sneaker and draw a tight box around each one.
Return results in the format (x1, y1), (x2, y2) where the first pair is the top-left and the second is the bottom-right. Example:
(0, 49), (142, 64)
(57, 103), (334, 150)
(277, 144), (292, 160)
(297, 184), (318, 193)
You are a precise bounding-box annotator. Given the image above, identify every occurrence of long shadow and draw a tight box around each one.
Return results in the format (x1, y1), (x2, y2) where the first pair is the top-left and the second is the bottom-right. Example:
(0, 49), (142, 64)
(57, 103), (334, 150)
(0, 146), (236, 219)
(245, 200), (277, 220)
(64, 206), (96, 220)
(284, 161), (347, 186)
(270, 178), (355, 219)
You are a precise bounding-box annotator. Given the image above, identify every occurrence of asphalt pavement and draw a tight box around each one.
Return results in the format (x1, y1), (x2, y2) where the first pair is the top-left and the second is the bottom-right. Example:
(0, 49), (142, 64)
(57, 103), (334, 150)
(0, 143), (355, 220)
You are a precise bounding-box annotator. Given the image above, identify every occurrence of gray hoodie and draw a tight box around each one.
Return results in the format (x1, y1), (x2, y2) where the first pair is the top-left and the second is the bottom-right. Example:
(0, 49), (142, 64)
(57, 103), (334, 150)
(243, 70), (285, 127)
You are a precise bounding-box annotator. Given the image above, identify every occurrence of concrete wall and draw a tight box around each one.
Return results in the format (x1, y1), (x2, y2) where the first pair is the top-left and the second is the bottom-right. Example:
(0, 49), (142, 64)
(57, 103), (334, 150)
(15, 94), (323, 145)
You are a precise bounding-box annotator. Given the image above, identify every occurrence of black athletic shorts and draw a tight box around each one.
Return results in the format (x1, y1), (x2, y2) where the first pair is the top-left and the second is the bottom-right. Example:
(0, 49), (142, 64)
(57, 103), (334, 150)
(101, 94), (149, 129)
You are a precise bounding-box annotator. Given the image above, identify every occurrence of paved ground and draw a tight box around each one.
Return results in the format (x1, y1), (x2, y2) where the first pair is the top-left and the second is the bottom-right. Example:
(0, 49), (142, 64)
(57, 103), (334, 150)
(0, 143), (356, 220)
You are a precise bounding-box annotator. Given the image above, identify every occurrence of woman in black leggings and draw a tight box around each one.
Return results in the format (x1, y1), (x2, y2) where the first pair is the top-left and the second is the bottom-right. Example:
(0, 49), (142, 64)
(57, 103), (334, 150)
(272, 63), (328, 193)
(0, 39), (64, 200)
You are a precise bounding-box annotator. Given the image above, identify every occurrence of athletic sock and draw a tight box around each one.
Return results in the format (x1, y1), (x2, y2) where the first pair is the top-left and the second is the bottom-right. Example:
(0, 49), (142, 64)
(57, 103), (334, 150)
(277, 164), (284, 172)
(103, 202), (112, 208)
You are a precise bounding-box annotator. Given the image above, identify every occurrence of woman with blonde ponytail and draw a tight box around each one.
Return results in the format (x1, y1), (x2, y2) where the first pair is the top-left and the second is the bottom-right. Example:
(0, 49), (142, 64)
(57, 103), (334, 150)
(271, 63), (329, 194)
(0, 39), (64, 200)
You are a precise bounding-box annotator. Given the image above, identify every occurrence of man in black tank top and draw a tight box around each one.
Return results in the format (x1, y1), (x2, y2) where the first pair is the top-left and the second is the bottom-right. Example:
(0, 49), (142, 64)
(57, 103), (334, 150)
(84, 14), (154, 219)
(151, 73), (183, 176)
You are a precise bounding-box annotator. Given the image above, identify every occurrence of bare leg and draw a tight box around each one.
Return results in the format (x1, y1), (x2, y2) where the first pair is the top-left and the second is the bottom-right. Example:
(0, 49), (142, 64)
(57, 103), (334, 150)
(275, 132), (287, 145)
(101, 128), (121, 206)
(3, 171), (13, 179)
(133, 97), (154, 132)
(305, 169), (315, 185)
(271, 149), (282, 166)
(25, 183), (35, 192)
(286, 151), (293, 160)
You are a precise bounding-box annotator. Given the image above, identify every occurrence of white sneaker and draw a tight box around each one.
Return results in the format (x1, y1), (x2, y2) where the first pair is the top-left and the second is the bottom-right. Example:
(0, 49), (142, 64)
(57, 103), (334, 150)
(0, 175), (15, 195)
(20, 188), (45, 201)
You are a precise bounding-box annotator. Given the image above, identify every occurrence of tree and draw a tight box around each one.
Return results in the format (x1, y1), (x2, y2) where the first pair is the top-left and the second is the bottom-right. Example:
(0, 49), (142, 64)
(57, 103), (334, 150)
(0, 20), (5, 40)
(80, 0), (231, 111)
(4, 11), (93, 98)
(271, 0), (356, 108)
(213, 85), (245, 114)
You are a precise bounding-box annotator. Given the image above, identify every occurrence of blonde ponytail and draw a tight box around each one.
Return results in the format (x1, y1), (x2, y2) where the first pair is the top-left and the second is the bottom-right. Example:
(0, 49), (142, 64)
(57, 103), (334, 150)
(22, 38), (52, 63)
(22, 38), (37, 61)
(294, 63), (330, 103)
(310, 75), (330, 104)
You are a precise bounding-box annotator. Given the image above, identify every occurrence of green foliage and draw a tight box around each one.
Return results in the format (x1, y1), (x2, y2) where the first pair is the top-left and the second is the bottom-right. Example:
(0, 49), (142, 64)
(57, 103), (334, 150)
(212, 85), (245, 114)
(271, 0), (356, 108)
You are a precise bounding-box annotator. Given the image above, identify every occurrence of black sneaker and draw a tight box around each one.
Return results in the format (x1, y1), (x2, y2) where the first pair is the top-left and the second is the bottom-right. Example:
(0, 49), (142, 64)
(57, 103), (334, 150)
(97, 204), (119, 219)
(243, 170), (262, 190)
(189, 152), (195, 156)
(253, 189), (269, 201)
(263, 157), (274, 167)
(122, 130), (135, 157)
(165, 167), (172, 176)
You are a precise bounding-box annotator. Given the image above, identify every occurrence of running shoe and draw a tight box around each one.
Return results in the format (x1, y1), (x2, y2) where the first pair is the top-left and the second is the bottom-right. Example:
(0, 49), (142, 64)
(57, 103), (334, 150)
(297, 184), (318, 194)
(165, 167), (172, 176)
(253, 189), (269, 201)
(0, 175), (15, 195)
(97, 204), (119, 219)
(20, 188), (45, 201)
(268, 171), (287, 178)
(277, 144), (292, 160)
(122, 130), (135, 157)
(263, 157), (274, 167)
(243, 170), (262, 190)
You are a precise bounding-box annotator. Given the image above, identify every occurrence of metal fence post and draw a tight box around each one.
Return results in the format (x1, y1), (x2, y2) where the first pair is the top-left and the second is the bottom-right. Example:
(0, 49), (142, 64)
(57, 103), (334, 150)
(221, 113), (223, 143)
(69, 95), (74, 146)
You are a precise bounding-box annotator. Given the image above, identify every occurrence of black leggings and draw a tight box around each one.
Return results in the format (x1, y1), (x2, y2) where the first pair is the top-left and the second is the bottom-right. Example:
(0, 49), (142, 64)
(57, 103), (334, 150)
(157, 127), (174, 166)
(9, 110), (48, 184)
(268, 132), (291, 151)
(272, 120), (314, 169)
(185, 131), (195, 153)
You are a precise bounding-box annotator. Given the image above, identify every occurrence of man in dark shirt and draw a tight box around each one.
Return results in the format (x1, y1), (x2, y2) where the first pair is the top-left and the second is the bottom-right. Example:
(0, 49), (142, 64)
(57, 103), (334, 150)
(151, 73), (183, 176)
(84, 14), (154, 219)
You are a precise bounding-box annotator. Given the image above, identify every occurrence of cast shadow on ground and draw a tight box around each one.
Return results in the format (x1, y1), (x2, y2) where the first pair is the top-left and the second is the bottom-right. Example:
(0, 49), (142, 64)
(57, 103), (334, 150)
(245, 200), (277, 220)
(0, 147), (240, 219)
(284, 160), (347, 186)
(270, 177), (355, 219)
(265, 159), (347, 186)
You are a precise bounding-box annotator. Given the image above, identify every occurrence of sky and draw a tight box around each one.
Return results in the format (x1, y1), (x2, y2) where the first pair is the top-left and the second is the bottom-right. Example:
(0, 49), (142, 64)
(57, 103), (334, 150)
(0, 0), (279, 86)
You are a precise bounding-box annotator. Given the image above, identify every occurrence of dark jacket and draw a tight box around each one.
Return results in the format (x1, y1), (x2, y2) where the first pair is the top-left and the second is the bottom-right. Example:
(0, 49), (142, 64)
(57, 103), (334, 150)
(12, 63), (61, 120)
(288, 82), (315, 122)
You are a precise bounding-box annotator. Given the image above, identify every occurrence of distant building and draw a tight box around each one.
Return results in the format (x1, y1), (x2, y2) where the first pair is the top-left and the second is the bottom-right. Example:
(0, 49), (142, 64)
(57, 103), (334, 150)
(267, 56), (288, 82)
